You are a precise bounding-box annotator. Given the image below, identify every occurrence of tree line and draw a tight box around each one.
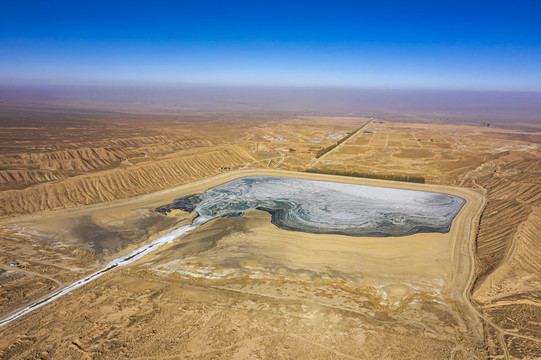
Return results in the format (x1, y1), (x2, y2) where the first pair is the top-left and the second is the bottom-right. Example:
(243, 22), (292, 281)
(305, 169), (426, 183)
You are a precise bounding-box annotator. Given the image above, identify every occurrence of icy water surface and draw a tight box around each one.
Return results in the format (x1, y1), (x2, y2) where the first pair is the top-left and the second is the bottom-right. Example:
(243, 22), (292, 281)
(156, 176), (465, 237)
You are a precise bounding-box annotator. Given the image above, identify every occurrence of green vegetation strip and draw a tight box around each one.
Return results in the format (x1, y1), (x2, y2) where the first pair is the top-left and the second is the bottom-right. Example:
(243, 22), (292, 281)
(315, 124), (365, 158)
(305, 169), (425, 183)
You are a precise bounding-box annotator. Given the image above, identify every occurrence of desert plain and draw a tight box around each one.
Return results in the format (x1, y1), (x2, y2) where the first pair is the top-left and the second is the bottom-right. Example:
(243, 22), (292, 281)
(0, 103), (540, 359)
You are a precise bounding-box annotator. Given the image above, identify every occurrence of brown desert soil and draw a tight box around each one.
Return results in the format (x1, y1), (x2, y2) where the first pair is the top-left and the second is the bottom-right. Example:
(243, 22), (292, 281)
(0, 113), (540, 359)
(0, 169), (486, 359)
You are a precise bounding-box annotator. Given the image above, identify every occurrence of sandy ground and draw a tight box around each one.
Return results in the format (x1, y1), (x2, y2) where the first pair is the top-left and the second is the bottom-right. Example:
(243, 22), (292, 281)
(1, 115), (539, 358)
(0, 169), (487, 359)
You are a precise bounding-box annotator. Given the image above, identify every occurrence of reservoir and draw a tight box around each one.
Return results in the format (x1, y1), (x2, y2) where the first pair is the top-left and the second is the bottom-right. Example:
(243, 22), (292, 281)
(156, 176), (465, 237)
(1, 175), (465, 328)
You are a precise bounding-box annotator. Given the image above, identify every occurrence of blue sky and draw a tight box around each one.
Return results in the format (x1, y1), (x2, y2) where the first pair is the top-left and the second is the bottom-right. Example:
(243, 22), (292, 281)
(1, 1), (540, 90)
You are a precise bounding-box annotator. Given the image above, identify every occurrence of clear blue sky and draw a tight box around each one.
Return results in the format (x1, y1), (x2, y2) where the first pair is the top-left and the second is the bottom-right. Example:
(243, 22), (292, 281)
(1, 0), (540, 90)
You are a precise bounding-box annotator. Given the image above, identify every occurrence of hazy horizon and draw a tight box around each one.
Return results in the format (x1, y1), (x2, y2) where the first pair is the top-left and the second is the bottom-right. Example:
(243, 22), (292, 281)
(1, 84), (540, 127)
(2, 1), (540, 91)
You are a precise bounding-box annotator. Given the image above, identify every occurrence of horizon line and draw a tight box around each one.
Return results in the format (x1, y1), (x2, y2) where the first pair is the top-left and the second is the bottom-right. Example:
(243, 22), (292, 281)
(1, 78), (541, 94)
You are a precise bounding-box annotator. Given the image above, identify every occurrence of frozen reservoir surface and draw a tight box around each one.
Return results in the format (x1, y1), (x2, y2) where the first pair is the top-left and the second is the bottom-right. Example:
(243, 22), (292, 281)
(157, 176), (465, 237)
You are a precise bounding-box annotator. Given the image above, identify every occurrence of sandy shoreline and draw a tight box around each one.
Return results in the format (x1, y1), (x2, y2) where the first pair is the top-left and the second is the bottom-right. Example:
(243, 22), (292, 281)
(0, 168), (486, 337)
(136, 168), (486, 338)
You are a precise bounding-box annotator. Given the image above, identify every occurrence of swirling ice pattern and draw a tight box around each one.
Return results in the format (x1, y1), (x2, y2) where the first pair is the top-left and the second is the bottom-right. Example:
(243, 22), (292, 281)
(156, 176), (465, 237)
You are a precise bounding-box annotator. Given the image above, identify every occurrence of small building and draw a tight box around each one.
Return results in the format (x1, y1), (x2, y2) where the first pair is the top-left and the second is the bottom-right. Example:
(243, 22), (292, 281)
(9, 262), (19, 267)
(364, 131), (374, 134)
